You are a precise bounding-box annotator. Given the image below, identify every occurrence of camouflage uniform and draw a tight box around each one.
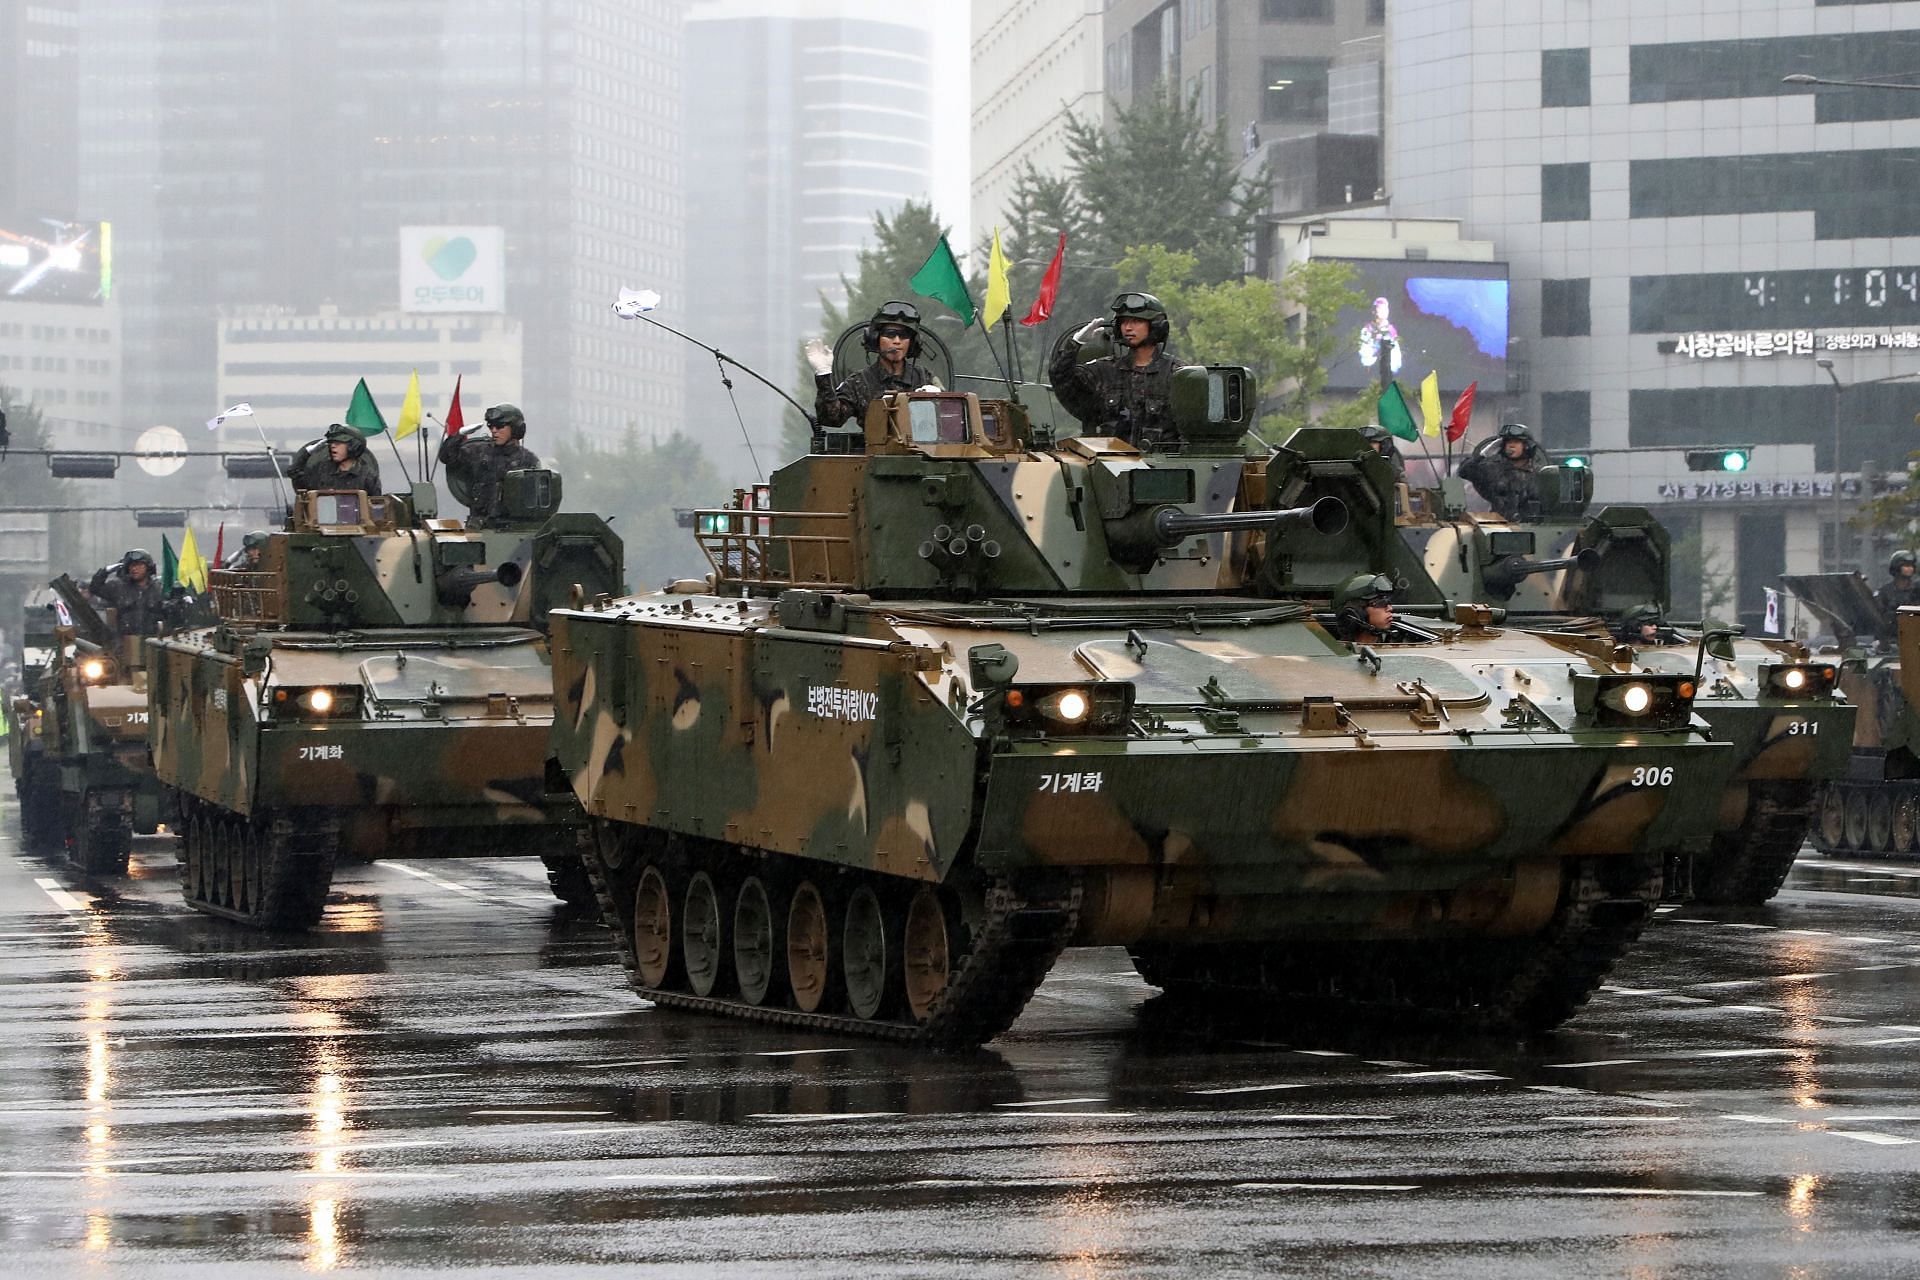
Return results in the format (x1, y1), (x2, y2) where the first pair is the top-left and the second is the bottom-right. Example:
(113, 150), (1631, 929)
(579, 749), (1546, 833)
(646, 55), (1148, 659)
(1048, 346), (1178, 445)
(440, 434), (541, 526)
(291, 451), (382, 496)
(815, 360), (936, 430)
(1458, 450), (1540, 520)
(88, 566), (164, 637)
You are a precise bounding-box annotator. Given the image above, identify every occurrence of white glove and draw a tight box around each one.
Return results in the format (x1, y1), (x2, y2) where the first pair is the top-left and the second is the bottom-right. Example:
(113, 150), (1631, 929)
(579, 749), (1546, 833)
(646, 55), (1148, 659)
(804, 338), (834, 376)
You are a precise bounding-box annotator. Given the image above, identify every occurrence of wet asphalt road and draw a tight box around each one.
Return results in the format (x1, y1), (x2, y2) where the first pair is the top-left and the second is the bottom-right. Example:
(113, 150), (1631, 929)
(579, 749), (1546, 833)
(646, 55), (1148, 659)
(5, 832), (1920, 1278)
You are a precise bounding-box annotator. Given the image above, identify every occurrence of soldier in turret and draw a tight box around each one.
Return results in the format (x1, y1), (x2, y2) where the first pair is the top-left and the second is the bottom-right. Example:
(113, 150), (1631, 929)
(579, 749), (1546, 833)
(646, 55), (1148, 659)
(813, 301), (939, 430)
(1878, 551), (1920, 615)
(1049, 292), (1180, 446)
(1330, 572), (1399, 645)
(1458, 422), (1543, 520)
(291, 425), (382, 496)
(89, 548), (164, 638)
(1613, 603), (1680, 647)
(224, 530), (271, 571)
(1361, 424), (1408, 487)
(439, 404), (540, 527)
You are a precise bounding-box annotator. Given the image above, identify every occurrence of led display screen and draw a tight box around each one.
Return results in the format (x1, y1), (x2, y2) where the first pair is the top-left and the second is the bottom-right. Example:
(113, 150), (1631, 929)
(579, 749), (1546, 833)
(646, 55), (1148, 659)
(1321, 258), (1510, 393)
(0, 220), (111, 305)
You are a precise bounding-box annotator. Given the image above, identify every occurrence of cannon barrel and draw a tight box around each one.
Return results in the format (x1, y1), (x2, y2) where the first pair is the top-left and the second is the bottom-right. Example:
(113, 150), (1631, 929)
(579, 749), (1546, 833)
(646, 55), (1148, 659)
(1483, 546), (1602, 596)
(1153, 495), (1348, 546)
(435, 561), (524, 607)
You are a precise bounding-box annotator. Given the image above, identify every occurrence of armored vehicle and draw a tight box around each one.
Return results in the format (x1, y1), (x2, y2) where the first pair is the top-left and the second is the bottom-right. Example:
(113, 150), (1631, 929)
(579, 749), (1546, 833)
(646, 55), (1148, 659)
(551, 372), (1731, 1048)
(7, 578), (166, 874)
(1780, 573), (1920, 857)
(1405, 476), (1854, 905)
(147, 476), (623, 928)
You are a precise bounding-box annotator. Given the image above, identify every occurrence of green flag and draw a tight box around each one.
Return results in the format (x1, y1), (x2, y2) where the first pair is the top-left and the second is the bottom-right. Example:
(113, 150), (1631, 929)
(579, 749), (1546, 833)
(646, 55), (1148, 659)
(1377, 380), (1419, 442)
(161, 535), (179, 595)
(344, 377), (389, 437)
(909, 235), (976, 327)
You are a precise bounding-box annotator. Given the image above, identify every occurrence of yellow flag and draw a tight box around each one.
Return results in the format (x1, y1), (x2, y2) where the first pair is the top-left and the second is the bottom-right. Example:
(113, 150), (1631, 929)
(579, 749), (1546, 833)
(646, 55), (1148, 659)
(179, 526), (209, 594)
(983, 227), (1011, 331)
(395, 368), (423, 440)
(1419, 370), (1443, 437)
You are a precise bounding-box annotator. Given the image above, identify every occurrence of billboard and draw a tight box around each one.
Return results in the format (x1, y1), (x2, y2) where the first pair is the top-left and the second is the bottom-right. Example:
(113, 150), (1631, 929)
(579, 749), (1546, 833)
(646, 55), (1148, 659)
(399, 225), (505, 313)
(1321, 258), (1509, 393)
(0, 219), (111, 305)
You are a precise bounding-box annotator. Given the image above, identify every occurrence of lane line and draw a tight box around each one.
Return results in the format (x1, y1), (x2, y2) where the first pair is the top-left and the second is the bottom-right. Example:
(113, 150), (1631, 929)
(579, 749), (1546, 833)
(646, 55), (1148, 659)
(1188, 1084), (1315, 1096)
(1829, 1130), (1917, 1146)
(1565, 1187), (1762, 1198)
(32, 879), (87, 912)
(996, 1097), (1107, 1107)
(750, 1112), (900, 1123)
(1236, 1182), (1418, 1192)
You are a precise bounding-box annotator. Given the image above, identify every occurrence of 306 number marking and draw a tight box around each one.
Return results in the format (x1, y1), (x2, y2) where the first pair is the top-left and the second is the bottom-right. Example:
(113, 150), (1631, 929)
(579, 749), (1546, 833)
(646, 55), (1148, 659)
(1630, 765), (1675, 787)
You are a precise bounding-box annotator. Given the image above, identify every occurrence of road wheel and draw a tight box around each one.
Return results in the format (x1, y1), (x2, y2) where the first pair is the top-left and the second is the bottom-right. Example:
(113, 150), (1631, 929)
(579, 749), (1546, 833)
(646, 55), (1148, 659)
(1895, 792), (1919, 855)
(732, 876), (781, 1007)
(1869, 792), (1896, 853)
(682, 870), (726, 998)
(1818, 787), (1847, 851)
(903, 887), (955, 1024)
(1845, 789), (1871, 851)
(786, 880), (833, 1013)
(632, 865), (675, 989)
(842, 884), (896, 1021)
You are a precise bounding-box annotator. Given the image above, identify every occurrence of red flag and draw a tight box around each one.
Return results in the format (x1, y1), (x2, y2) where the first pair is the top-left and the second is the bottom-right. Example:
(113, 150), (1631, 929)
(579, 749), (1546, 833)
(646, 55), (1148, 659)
(443, 375), (465, 437)
(1445, 381), (1478, 443)
(1018, 232), (1067, 327)
(213, 523), (225, 570)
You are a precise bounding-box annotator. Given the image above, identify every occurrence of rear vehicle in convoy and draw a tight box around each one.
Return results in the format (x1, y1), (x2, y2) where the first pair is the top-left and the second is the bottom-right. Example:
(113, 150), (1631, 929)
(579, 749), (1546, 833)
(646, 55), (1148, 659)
(550, 371), (1731, 1048)
(146, 475), (622, 928)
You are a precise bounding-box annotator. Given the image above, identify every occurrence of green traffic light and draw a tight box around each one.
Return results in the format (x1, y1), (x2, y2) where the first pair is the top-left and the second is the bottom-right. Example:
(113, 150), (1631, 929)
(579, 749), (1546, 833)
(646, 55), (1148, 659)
(1721, 450), (1748, 473)
(1563, 455), (1588, 470)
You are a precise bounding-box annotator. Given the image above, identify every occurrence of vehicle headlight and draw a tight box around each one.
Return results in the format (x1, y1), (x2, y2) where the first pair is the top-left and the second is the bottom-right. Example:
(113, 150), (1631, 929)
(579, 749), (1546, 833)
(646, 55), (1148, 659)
(271, 685), (360, 720)
(1759, 662), (1837, 701)
(79, 657), (110, 683)
(1576, 672), (1697, 729)
(305, 689), (334, 714)
(1002, 682), (1132, 735)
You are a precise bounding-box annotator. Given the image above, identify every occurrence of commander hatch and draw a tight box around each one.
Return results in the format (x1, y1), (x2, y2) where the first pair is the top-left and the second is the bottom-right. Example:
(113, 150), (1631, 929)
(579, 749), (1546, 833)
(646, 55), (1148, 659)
(294, 489), (411, 534)
(863, 391), (1033, 458)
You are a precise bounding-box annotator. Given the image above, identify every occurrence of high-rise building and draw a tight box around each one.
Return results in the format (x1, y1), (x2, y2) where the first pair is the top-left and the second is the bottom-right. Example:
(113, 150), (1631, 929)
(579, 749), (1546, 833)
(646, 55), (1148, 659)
(969, 0), (1104, 240)
(683, 0), (934, 477)
(0, 0), (81, 222)
(75, 2), (683, 448)
(1389, 0), (1920, 622)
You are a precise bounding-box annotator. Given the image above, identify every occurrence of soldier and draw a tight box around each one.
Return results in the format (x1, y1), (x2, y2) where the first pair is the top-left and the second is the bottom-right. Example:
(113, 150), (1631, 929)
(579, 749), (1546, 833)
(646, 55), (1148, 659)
(813, 301), (939, 430)
(1330, 572), (1399, 645)
(1361, 424), (1408, 487)
(1049, 291), (1180, 446)
(89, 548), (164, 638)
(1458, 422), (1543, 520)
(1613, 603), (1678, 647)
(1877, 551), (1920, 615)
(438, 404), (540, 527)
(291, 425), (382, 496)
(224, 530), (270, 571)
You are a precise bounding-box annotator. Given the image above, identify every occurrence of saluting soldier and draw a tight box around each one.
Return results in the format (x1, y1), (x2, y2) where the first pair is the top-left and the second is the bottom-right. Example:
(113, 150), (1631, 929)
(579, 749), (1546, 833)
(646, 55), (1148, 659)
(438, 404), (540, 527)
(1049, 291), (1180, 446)
(813, 301), (939, 430)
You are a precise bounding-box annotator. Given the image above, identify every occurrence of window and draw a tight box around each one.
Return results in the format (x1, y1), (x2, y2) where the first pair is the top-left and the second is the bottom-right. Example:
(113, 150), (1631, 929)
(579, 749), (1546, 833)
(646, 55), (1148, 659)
(1541, 48), (1590, 108)
(1262, 58), (1330, 122)
(1367, 0), (1385, 22)
(1540, 279), (1591, 336)
(1262, 0), (1331, 19)
(1632, 149), (1917, 240)
(1542, 162), (1590, 222)
(1540, 391), (1591, 450)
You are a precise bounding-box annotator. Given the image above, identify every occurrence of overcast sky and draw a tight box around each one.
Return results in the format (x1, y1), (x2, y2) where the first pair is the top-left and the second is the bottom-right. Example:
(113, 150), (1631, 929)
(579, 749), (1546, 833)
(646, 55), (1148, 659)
(930, 7), (972, 255)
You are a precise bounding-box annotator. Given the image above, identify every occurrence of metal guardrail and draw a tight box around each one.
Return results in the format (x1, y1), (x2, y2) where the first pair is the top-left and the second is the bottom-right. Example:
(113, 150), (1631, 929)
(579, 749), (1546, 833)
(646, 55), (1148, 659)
(209, 568), (287, 624)
(693, 508), (854, 590)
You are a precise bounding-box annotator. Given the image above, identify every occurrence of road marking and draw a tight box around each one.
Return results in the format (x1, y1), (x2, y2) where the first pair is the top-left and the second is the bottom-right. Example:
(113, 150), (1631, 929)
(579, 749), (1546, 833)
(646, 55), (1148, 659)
(1601, 986), (1673, 996)
(1544, 1060), (1644, 1069)
(1863, 1037), (1920, 1047)
(1251, 1114), (1397, 1123)
(1293, 1049), (1350, 1057)
(378, 860), (492, 901)
(1782, 929), (1833, 937)
(32, 879), (86, 912)
(750, 1112), (899, 1123)
(1236, 1182), (1418, 1192)
(1721, 1114), (1796, 1124)
(996, 1097), (1108, 1107)
(604, 1173), (777, 1185)
(1676, 1047), (1799, 1058)
(999, 1111), (1139, 1119)
(1720, 923), (1777, 930)
(579, 1058), (687, 1070)
(469, 1109), (613, 1117)
(1539, 1115), (1681, 1124)
(1188, 1084), (1315, 1096)
(1392, 1069), (1508, 1081)
(755, 1048), (857, 1058)
(1565, 1187), (1762, 1198)
(1830, 1130), (1918, 1146)
(1718, 1005), (1783, 1014)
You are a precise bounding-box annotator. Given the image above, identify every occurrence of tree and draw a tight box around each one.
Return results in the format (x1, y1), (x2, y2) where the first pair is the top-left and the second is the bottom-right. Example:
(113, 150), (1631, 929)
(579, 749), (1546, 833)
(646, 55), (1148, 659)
(1114, 246), (1373, 437)
(1667, 516), (1738, 625)
(549, 428), (722, 589)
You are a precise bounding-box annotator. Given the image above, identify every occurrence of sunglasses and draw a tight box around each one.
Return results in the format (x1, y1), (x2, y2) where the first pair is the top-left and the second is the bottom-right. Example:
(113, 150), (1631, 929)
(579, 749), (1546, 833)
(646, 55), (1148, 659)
(875, 326), (914, 340)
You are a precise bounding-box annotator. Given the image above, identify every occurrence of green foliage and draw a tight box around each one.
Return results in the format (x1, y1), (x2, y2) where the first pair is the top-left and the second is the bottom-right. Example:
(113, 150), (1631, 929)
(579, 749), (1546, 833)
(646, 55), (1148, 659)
(1857, 453), (1920, 546)
(1114, 246), (1374, 436)
(550, 428), (722, 588)
(1667, 516), (1737, 624)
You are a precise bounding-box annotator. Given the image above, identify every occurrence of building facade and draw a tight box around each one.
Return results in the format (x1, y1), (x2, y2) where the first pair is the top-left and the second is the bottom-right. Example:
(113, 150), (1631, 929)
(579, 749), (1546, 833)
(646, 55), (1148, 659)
(1389, 0), (1920, 625)
(0, 300), (119, 449)
(683, 0), (934, 477)
(969, 0), (1105, 240)
(75, 1), (683, 449)
(0, 0), (80, 222)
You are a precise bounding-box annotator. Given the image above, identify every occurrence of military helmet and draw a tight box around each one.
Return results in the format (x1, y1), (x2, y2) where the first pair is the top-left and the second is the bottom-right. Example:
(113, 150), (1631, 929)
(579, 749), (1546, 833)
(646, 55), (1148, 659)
(862, 300), (923, 358)
(1618, 602), (1664, 630)
(122, 548), (157, 571)
(323, 423), (367, 457)
(1892, 550), (1917, 576)
(484, 403), (528, 441)
(1360, 424), (1393, 447)
(1110, 291), (1170, 345)
(1332, 571), (1396, 612)
(242, 530), (271, 550)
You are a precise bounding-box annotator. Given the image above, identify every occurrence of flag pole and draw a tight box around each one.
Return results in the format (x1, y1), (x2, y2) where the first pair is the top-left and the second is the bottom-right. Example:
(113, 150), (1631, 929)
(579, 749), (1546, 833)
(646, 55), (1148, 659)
(250, 419), (293, 519)
(381, 431), (416, 489)
(1000, 317), (1023, 402)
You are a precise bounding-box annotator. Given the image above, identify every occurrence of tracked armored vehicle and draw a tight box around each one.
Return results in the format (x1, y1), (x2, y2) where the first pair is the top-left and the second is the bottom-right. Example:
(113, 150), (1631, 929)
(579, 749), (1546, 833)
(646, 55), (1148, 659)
(6, 578), (165, 874)
(147, 476), (622, 928)
(1404, 474), (1854, 905)
(552, 372), (1731, 1048)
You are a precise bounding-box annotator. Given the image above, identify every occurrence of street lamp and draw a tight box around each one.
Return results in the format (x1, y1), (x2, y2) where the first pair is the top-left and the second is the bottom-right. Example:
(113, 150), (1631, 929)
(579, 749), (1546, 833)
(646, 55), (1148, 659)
(1817, 357), (1844, 571)
(1782, 73), (1920, 90)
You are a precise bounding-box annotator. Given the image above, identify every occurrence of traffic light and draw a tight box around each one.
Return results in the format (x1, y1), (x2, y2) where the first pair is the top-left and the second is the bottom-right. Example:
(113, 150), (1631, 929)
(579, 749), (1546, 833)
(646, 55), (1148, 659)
(49, 454), (119, 478)
(1561, 454), (1589, 470)
(135, 510), (189, 528)
(1684, 447), (1752, 473)
(223, 452), (293, 479)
